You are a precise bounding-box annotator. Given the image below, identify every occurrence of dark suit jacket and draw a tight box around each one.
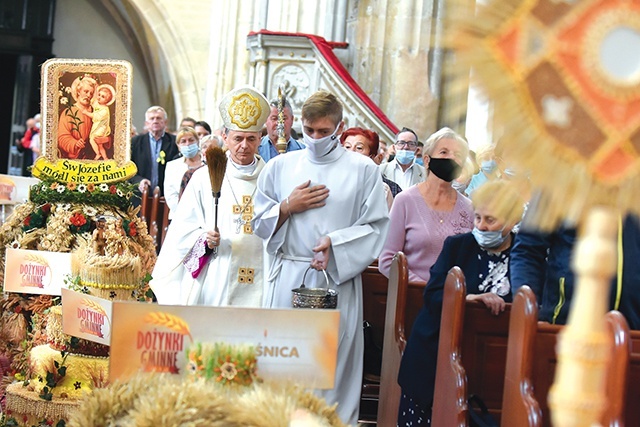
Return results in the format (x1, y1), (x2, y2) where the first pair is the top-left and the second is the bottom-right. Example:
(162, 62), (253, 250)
(130, 132), (178, 195)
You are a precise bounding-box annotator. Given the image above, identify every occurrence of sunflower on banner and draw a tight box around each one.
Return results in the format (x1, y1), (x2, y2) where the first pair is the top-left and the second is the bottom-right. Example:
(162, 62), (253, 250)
(445, 0), (640, 425)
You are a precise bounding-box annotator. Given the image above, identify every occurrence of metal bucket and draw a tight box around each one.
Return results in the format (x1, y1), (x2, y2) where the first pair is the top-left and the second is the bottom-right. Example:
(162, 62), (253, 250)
(291, 267), (338, 309)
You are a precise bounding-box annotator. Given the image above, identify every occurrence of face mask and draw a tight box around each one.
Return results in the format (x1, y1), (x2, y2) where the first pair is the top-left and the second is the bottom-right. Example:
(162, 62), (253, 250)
(180, 143), (200, 159)
(452, 180), (466, 193)
(395, 149), (415, 165)
(472, 227), (509, 249)
(35, 122), (41, 129)
(428, 157), (462, 182)
(302, 128), (339, 158)
(415, 157), (424, 166)
(481, 159), (497, 173)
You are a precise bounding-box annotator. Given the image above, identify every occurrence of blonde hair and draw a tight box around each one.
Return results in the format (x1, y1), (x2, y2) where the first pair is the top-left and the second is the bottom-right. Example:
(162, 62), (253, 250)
(471, 180), (524, 225)
(176, 126), (198, 144)
(423, 127), (469, 162)
(301, 91), (343, 126)
(475, 144), (495, 164)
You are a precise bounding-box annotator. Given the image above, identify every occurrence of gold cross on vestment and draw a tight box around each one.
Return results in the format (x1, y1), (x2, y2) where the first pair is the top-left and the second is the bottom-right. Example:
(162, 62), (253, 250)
(232, 195), (254, 234)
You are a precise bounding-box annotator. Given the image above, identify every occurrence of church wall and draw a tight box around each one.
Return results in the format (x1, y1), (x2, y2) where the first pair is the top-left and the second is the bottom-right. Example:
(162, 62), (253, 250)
(52, 0), (153, 134)
(50, 0), (487, 149)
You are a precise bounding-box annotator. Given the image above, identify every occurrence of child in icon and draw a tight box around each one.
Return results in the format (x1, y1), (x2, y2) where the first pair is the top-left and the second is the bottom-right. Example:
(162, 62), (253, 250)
(86, 83), (115, 160)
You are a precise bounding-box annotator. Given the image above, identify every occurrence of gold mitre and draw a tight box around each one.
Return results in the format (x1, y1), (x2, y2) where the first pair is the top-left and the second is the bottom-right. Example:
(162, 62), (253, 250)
(218, 86), (269, 132)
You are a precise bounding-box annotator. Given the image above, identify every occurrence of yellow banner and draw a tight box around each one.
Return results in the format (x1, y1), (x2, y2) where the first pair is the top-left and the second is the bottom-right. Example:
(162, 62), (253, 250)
(32, 158), (137, 184)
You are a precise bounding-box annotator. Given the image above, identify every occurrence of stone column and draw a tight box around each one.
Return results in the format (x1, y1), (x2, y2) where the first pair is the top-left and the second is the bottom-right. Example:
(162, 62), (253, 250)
(347, 0), (442, 140)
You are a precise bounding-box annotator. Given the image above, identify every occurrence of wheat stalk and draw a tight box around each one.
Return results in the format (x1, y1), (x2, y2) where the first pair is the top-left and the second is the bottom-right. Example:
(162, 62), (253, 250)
(25, 254), (49, 266)
(143, 312), (193, 342)
(81, 298), (107, 316)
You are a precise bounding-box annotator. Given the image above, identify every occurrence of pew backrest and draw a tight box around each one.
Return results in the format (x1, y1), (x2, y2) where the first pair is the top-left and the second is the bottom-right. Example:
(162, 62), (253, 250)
(377, 252), (409, 426)
(501, 286), (542, 426)
(432, 267), (468, 427)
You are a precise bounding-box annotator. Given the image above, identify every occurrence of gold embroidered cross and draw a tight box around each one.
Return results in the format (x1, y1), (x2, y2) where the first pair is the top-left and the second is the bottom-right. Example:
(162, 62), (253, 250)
(238, 267), (255, 284)
(232, 195), (254, 234)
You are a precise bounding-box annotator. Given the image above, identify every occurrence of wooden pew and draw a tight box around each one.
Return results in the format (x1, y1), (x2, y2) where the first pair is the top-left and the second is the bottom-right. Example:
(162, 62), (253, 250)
(139, 185), (150, 224)
(501, 286), (631, 427)
(500, 286), (542, 427)
(376, 260), (511, 426)
(362, 256), (426, 424)
(137, 186), (170, 253)
(376, 252), (409, 426)
(431, 266), (468, 426)
(148, 186), (161, 251)
(626, 330), (640, 426)
(602, 311), (630, 427)
(430, 268), (513, 425)
(367, 260), (640, 426)
(459, 300), (511, 422)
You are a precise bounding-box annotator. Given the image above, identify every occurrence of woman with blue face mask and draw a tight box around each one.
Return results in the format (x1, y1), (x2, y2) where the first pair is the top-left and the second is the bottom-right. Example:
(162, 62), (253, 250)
(164, 126), (205, 219)
(396, 179), (524, 427)
(465, 144), (500, 197)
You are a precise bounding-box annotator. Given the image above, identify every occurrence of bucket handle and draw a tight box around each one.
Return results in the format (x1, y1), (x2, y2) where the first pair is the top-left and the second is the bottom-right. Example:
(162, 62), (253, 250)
(300, 266), (330, 289)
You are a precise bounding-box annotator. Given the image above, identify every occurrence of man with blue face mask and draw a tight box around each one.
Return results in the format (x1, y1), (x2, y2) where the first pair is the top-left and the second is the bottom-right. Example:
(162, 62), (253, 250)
(252, 90), (390, 426)
(379, 127), (427, 190)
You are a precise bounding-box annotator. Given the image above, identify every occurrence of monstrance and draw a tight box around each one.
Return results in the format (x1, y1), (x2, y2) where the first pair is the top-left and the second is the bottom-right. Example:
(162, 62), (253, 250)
(446, 0), (640, 425)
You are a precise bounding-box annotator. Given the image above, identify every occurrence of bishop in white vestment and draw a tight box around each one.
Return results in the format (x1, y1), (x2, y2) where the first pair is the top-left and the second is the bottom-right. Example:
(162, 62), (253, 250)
(151, 86), (271, 307)
(151, 157), (266, 306)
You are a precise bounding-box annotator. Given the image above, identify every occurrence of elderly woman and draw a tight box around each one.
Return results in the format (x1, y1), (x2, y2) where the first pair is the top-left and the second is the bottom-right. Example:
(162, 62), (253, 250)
(340, 127), (401, 209)
(164, 127), (204, 219)
(378, 127), (473, 283)
(397, 180), (524, 426)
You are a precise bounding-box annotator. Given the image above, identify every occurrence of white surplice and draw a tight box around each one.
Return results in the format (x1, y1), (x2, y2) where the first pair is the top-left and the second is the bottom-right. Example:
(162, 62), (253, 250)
(151, 156), (266, 307)
(252, 144), (390, 425)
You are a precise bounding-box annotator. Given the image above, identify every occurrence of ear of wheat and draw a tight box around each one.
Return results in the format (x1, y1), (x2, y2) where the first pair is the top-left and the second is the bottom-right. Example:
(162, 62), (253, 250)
(143, 311), (193, 342)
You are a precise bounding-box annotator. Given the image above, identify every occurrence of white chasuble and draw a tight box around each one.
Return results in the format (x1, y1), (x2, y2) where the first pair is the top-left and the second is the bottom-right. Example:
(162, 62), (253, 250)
(151, 156), (266, 307)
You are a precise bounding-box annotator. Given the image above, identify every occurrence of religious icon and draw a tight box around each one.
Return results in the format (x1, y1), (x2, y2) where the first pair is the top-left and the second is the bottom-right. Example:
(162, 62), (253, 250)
(34, 59), (136, 185)
(40, 59), (132, 166)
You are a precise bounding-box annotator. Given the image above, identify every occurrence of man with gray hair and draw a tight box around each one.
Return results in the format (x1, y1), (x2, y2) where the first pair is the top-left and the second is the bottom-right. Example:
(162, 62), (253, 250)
(258, 98), (305, 162)
(130, 105), (178, 195)
(379, 126), (427, 189)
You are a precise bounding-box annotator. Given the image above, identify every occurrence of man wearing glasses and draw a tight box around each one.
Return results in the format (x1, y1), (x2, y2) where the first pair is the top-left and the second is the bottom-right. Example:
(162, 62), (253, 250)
(380, 127), (426, 190)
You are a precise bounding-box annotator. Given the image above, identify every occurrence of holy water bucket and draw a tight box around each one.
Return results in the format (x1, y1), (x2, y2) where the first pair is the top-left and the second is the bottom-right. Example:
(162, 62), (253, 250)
(291, 267), (338, 309)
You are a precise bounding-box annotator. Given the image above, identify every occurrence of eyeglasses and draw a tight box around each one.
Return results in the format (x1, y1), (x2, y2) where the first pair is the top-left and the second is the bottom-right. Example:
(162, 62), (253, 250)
(395, 140), (418, 148)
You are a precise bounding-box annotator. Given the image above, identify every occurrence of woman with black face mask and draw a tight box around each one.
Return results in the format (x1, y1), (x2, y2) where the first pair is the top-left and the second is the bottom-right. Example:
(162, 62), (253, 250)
(396, 179), (524, 426)
(378, 127), (474, 284)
